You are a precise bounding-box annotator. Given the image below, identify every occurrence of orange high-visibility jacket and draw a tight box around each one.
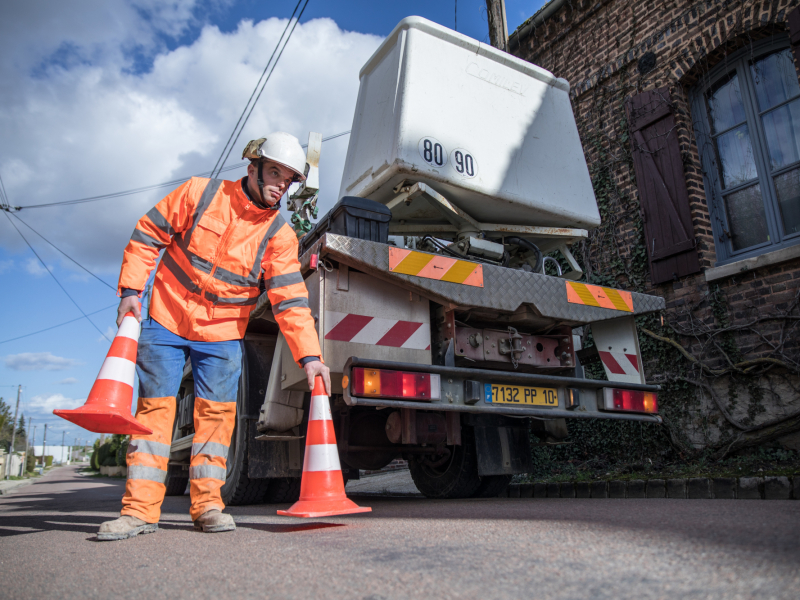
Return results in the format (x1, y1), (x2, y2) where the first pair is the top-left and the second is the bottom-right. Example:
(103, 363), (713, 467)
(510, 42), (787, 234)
(118, 177), (321, 364)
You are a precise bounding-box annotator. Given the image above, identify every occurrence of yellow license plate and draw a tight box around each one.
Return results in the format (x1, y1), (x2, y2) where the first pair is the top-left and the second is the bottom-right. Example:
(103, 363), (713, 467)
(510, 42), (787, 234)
(484, 384), (558, 407)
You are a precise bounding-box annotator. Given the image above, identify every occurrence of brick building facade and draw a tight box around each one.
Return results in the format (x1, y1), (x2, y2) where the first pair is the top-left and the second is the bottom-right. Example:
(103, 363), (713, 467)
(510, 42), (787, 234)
(509, 0), (800, 451)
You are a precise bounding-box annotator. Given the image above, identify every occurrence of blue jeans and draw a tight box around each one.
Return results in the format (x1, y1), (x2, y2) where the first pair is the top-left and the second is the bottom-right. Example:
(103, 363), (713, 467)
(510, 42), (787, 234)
(121, 318), (243, 522)
(135, 318), (242, 403)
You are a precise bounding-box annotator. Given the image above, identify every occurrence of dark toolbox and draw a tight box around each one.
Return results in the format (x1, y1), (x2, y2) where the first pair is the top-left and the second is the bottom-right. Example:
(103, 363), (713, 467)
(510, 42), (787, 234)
(300, 196), (392, 254)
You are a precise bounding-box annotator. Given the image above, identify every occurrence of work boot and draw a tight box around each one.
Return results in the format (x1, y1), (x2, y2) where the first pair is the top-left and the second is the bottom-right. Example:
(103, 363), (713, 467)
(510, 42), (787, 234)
(193, 509), (236, 533)
(97, 515), (158, 541)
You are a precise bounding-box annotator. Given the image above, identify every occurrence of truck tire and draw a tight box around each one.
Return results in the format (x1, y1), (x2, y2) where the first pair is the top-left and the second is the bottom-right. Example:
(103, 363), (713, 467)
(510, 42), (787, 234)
(219, 341), (271, 506)
(165, 379), (192, 496)
(164, 465), (188, 496)
(264, 477), (301, 503)
(409, 427), (481, 499)
(472, 474), (512, 498)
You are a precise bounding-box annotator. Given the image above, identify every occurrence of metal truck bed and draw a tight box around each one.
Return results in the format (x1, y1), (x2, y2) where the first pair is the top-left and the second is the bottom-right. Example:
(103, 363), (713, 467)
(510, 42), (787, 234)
(297, 233), (665, 325)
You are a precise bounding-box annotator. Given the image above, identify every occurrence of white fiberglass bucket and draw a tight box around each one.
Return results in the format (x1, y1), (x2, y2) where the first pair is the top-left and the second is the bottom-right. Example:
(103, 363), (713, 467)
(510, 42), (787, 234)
(338, 17), (601, 230)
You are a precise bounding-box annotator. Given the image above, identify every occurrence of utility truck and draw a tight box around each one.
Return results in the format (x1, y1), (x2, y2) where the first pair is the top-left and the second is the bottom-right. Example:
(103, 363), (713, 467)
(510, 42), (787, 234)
(165, 17), (665, 503)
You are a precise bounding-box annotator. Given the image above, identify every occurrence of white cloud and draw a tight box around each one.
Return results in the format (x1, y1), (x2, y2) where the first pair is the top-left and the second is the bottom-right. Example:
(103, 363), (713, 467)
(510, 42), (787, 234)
(24, 258), (48, 276)
(56, 377), (78, 385)
(98, 326), (116, 343)
(0, 259), (12, 274)
(2, 352), (82, 371)
(0, 6), (382, 277)
(28, 393), (83, 412)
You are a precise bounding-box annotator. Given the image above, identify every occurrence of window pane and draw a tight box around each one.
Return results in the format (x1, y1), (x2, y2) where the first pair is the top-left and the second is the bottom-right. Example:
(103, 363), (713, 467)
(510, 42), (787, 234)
(725, 183), (769, 250)
(761, 98), (800, 169)
(774, 167), (800, 236)
(715, 124), (758, 188)
(706, 73), (746, 134)
(751, 49), (800, 111)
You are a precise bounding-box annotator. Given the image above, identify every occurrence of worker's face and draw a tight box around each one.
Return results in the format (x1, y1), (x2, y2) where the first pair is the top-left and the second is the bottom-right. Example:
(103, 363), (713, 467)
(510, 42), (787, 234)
(247, 160), (296, 206)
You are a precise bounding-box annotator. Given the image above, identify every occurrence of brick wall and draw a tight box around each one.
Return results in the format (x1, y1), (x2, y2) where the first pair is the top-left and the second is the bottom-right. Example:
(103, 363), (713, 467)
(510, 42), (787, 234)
(511, 0), (800, 449)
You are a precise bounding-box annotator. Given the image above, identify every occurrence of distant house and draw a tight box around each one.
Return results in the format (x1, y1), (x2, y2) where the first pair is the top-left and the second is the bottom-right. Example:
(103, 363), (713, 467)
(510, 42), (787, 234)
(0, 450), (27, 477)
(509, 0), (800, 453)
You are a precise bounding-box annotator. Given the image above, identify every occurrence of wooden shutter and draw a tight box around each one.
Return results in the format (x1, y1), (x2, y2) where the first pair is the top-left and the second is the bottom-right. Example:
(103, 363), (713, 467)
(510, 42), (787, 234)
(626, 88), (700, 285)
(789, 6), (800, 67)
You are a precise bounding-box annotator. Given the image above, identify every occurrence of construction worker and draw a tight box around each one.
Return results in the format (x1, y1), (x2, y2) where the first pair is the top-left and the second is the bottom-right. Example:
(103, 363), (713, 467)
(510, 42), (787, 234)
(97, 133), (329, 541)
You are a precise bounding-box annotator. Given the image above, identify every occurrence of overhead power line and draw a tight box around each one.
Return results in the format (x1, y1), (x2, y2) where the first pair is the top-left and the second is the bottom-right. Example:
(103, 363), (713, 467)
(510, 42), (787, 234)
(0, 304), (117, 346)
(0, 172), (9, 210)
(9, 130), (348, 211)
(10, 212), (117, 291)
(210, 0), (304, 179)
(212, 0), (311, 178)
(8, 163), (241, 210)
(3, 211), (112, 343)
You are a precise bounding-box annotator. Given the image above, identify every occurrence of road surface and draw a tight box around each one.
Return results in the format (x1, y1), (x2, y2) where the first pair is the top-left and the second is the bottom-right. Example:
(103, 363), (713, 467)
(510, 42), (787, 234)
(1, 465), (798, 599)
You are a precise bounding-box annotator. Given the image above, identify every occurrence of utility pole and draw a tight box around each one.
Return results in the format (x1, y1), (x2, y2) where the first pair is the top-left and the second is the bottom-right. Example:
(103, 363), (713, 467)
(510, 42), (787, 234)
(30, 425), (36, 472)
(41, 423), (47, 467)
(485, 0), (509, 51)
(4, 385), (21, 479)
(61, 431), (66, 465)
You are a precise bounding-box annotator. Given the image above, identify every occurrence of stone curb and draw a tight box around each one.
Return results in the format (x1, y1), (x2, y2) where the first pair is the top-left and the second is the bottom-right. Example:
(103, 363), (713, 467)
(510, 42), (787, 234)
(501, 475), (799, 499)
(0, 478), (35, 496)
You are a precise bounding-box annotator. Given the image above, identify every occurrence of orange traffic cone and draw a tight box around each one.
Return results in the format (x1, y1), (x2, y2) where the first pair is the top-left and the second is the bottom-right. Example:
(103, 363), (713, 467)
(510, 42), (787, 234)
(54, 311), (152, 435)
(278, 376), (371, 518)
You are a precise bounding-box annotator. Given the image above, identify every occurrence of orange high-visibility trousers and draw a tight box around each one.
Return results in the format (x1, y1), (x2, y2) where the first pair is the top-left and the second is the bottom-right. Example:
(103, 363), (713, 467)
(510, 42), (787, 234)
(121, 318), (240, 523)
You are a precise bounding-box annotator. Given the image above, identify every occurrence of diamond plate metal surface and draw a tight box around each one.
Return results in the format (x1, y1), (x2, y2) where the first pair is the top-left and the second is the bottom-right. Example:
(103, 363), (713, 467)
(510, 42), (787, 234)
(301, 234), (665, 324)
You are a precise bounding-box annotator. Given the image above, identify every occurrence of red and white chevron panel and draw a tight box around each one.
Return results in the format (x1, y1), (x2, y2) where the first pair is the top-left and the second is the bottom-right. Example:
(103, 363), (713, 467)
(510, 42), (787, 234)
(324, 311), (430, 350)
(598, 351), (641, 384)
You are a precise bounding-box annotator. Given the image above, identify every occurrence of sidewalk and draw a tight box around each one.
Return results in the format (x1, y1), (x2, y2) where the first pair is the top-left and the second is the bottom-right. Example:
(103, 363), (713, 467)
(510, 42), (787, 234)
(0, 464), (76, 496)
(0, 477), (35, 496)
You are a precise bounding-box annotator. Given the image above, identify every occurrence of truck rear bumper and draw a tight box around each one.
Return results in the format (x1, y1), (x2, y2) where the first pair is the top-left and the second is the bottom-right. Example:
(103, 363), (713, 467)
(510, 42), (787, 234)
(342, 357), (662, 424)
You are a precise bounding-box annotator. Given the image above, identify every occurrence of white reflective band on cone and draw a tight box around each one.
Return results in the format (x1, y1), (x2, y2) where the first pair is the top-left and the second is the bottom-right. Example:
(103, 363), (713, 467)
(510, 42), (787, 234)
(303, 444), (342, 472)
(117, 315), (141, 341)
(96, 356), (136, 385)
(309, 396), (333, 421)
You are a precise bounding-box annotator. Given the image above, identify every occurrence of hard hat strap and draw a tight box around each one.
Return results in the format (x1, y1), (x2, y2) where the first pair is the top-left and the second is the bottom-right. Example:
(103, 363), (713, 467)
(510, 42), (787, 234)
(257, 159), (280, 211)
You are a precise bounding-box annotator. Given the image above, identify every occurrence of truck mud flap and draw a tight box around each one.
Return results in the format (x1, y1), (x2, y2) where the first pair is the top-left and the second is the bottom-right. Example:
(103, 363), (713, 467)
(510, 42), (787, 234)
(248, 421), (304, 479)
(470, 415), (532, 476)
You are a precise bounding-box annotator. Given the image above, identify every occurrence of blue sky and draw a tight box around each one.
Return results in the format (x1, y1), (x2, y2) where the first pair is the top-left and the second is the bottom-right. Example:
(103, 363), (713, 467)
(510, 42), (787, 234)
(0, 0), (547, 446)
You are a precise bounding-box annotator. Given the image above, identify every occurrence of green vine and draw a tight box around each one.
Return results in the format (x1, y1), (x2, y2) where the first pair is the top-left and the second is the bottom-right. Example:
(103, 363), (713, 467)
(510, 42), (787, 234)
(517, 0), (800, 477)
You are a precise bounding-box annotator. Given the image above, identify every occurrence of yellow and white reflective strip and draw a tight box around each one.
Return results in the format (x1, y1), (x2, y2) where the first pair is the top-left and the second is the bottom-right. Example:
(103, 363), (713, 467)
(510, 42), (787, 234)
(566, 282), (633, 312)
(388, 248), (483, 287)
(189, 465), (227, 480)
(128, 440), (171, 458)
(191, 441), (229, 459)
(128, 465), (167, 483)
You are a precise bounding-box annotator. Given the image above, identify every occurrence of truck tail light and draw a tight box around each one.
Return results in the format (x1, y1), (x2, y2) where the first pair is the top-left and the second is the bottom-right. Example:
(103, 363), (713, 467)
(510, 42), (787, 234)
(352, 368), (441, 401)
(602, 388), (658, 413)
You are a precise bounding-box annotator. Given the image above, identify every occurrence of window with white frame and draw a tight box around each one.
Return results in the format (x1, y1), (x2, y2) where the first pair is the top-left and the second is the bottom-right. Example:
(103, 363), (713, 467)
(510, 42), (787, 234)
(692, 39), (800, 264)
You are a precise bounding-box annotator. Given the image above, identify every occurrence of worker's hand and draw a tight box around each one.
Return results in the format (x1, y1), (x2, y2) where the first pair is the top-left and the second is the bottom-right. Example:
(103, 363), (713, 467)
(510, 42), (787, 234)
(303, 360), (331, 395)
(116, 296), (142, 328)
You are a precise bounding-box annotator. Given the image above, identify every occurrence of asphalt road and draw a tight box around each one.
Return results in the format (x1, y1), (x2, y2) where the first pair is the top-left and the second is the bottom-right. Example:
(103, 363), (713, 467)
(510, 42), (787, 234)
(1, 466), (798, 600)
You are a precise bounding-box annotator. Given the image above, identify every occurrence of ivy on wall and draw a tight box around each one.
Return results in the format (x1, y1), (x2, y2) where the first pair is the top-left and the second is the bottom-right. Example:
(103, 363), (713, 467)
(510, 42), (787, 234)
(537, 22), (800, 462)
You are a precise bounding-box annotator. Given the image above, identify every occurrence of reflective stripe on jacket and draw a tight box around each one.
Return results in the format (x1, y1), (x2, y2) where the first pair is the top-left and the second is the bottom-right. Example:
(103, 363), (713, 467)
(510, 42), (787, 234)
(118, 177), (321, 363)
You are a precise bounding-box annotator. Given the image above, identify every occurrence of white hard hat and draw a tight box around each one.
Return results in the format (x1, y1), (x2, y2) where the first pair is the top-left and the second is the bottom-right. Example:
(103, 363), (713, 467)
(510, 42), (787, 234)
(242, 132), (307, 181)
